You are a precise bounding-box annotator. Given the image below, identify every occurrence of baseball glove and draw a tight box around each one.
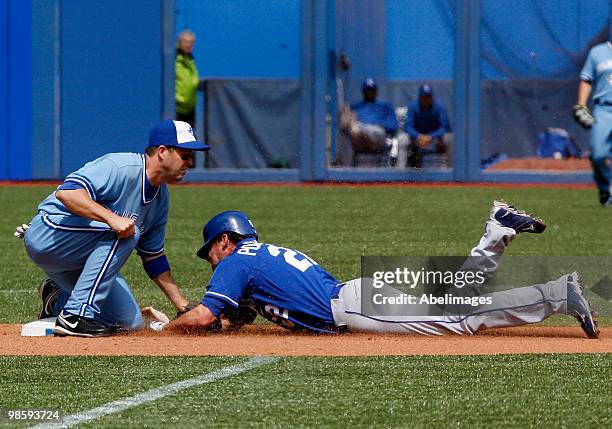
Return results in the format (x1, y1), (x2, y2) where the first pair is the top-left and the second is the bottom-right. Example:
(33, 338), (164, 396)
(141, 306), (170, 332)
(225, 305), (258, 327)
(176, 301), (199, 318)
(572, 104), (595, 129)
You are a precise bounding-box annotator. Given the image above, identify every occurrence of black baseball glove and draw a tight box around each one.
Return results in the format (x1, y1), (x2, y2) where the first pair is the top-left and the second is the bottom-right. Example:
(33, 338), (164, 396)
(225, 305), (258, 327)
(175, 301), (199, 318)
(572, 104), (595, 129)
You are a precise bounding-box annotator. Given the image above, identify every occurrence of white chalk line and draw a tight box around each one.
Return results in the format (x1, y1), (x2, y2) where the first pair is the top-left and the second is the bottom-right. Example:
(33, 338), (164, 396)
(30, 356), (279, 429)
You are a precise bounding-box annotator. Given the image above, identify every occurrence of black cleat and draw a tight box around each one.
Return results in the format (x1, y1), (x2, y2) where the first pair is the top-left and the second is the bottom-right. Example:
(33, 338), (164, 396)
(490, 200), (546, 234)
(38, 278), (60, 319)
(566, 272), (599, 339)
(53, 310), (113, 338)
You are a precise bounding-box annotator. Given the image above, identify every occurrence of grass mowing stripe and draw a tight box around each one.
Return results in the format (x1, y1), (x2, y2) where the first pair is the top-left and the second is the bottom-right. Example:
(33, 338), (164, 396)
(30, 357), (278, 429)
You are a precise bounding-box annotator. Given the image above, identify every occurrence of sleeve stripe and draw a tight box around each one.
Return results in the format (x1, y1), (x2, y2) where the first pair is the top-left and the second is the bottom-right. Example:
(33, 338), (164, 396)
(42, 215), (111, 232)
(205, 291), (239, 308)
(136, 246), (165, 256)
(65, 175), (96, 201)
(62, 178), (95, 200)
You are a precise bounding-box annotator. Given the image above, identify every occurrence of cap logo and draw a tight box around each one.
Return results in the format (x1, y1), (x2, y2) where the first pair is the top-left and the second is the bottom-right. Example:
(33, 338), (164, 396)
(174, 121), (197, 144)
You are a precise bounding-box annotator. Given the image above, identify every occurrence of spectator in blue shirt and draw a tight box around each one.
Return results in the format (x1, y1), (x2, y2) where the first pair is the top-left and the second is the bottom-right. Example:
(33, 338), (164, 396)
(340, 78), (399, 166)
(397, 84), (452, 168)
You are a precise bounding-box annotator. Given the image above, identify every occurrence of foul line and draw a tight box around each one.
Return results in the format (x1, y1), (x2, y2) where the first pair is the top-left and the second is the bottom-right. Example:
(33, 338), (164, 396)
(31, 356), (278, 429)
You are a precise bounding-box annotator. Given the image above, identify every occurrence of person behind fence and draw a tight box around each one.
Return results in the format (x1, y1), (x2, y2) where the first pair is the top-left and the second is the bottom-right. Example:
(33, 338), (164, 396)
(398, 84), (452, 168)
(340, 78), (399, 164)
(175, 29), (200, 130)
(573, 41), (612, 206)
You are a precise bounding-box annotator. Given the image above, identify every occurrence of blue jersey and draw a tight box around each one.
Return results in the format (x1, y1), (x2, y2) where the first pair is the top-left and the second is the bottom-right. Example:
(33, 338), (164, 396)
(581, 42), (612, 104)
(404, 99), (451, 139)
(350, 100), (398, 134)
(37, 152), (169, 257)
(201, 239), (343, 333)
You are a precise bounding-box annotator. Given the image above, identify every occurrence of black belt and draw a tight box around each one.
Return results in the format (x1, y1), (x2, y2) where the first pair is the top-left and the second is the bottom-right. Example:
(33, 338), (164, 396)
(595, 99), (612, 106)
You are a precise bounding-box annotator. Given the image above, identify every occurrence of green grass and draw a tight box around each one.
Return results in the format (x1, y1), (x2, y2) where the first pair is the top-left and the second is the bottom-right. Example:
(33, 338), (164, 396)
(2, 185), (611, 322)
(0, 355), (610, 428)
(1, 184), (611, 428)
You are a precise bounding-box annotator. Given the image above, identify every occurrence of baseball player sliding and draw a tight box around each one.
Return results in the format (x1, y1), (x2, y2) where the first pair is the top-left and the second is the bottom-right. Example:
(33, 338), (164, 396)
(19, 120), (209, 337)
(155, 202), (599, 339)
(573, 41), (612, 206)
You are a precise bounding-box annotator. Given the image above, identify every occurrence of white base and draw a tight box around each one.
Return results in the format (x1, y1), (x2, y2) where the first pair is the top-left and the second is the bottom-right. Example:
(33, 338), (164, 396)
(21, 317), (56, 336)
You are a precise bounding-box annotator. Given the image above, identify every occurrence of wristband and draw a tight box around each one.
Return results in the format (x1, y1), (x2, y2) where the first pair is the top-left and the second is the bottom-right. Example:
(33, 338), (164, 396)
(143, 255), (170, 279)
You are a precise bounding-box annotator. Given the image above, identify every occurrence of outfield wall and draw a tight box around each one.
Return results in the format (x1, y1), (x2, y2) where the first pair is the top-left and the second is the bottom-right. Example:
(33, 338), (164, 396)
(1, 0), (611, 182)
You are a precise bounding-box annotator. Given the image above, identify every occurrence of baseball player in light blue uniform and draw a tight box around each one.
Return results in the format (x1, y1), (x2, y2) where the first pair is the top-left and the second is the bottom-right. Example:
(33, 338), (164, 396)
(576, 42), (612, 205)
(23, 120), (209, 337)
(155, 206), (598, 339)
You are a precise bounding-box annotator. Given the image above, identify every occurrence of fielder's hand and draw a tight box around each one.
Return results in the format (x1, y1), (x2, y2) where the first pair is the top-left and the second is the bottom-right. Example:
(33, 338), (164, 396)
(108, 215), (136, 239)
(14, 223), (30, 239)
(572, 104), (595, 129)
(141, 306), (170, 332)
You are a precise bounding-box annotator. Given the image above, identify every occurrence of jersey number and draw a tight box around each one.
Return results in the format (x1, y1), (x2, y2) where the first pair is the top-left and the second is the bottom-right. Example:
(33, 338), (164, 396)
(264, 304), (295, 329)
(266, 245), (318, 272)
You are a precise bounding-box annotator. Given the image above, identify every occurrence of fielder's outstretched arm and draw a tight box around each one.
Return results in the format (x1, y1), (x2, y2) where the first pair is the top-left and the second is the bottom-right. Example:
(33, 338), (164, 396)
(141, 254), (191, 313)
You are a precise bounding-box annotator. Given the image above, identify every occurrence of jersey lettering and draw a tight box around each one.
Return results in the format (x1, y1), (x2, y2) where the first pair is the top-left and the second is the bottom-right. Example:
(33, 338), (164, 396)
(266, 244), (318, 272)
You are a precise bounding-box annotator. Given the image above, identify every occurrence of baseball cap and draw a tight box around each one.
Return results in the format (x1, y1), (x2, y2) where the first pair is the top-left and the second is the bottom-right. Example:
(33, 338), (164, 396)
(419, 84), (433, 96)
(148, 120), (210, 151)
(362, 77), (378, 91)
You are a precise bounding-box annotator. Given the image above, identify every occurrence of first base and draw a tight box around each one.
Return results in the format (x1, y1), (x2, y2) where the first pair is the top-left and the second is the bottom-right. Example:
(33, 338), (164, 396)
(21, 317), (56, 336)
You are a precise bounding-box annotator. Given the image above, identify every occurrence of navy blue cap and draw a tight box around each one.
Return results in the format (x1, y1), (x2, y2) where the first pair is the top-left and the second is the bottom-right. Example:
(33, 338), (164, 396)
(419, 84), (433, 96)
(362, 77), (377, 91)
(148, 120), (210, 151)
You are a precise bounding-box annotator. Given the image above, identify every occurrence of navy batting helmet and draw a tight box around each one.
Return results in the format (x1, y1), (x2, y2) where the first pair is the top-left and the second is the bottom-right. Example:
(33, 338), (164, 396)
(196, 210), (258, 259)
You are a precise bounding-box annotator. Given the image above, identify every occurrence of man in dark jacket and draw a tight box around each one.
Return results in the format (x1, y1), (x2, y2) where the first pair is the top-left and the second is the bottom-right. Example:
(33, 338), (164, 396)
(340, 78), (399, 166)
(398, 84), (452, 168)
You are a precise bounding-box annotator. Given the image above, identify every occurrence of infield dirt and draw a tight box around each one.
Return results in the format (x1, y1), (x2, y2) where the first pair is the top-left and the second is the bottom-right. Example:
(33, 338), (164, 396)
(1, 324), (610, 356)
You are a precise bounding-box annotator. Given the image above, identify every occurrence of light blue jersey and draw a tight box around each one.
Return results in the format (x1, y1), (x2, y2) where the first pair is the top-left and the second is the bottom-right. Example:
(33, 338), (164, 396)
(580, 42), (612, 203)
(580, 42), (612, 104)
(38, 152), (169, 257)
(201, 238), (344, 333)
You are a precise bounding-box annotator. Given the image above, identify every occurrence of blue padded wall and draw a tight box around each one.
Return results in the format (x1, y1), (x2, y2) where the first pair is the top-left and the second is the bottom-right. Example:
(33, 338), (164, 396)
(58, 0), (163, 175)
(1, 0), (32, 180)
(176, 0), (301, 78)
(31, 0), (58, 179)
(0, 1), (7, 179)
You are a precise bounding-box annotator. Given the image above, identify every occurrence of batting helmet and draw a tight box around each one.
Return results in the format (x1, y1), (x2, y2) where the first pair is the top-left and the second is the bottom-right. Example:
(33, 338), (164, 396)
(196, 210), (258, 259)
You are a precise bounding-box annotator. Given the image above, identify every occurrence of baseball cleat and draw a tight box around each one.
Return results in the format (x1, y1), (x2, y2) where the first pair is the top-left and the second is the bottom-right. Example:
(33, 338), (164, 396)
(490, 200), (546, 234)
(566, 272), (599, 339)
(38, 278), (60, 319)
(53, 310), (113, 338)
